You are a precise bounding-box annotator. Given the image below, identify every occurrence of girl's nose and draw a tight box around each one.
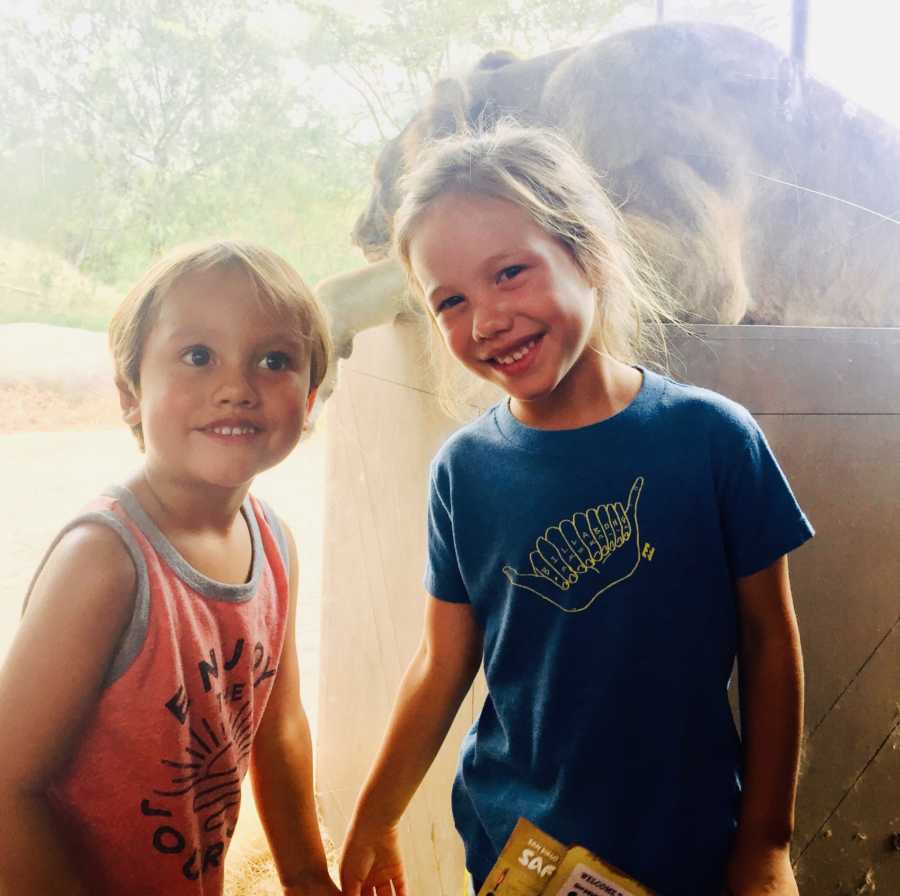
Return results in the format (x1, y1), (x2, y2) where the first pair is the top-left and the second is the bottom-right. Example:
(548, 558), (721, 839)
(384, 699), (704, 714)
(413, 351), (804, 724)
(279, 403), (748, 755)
(472, 298), (513, 343)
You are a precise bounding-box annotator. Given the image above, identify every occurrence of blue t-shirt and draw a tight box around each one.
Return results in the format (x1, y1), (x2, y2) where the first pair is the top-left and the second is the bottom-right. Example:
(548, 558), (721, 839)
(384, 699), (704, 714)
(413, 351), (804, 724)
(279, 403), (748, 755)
(424, 369), (814, 896)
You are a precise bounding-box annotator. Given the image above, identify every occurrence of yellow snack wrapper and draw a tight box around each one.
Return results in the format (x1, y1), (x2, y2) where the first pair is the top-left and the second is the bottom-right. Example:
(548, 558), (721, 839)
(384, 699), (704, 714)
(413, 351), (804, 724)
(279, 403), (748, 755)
(476, 818), (567, 896)
(542, 845), (656, 896)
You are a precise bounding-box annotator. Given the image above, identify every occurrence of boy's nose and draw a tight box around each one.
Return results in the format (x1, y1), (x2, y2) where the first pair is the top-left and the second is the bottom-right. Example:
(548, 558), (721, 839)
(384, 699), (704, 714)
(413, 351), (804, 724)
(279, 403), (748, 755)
(213, 370), (259, 406)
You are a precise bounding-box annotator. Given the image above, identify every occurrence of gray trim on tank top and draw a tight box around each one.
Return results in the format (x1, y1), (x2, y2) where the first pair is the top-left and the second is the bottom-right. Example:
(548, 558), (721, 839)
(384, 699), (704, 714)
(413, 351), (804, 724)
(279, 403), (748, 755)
(104, 485), (264, 602)
(257, 498), (290, 581)
(23, 487), (291, 689)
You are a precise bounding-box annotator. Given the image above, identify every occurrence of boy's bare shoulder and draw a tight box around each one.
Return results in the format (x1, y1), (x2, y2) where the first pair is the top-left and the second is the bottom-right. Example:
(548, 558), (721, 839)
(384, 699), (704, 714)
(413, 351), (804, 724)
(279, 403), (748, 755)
(28, 521), (137, 619)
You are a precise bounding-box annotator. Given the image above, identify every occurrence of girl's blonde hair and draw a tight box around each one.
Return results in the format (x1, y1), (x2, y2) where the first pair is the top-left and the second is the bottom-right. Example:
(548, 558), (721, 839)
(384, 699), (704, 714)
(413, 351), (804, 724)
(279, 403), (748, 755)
(109, 239), (332, 449)
(392, 122), (680, 418)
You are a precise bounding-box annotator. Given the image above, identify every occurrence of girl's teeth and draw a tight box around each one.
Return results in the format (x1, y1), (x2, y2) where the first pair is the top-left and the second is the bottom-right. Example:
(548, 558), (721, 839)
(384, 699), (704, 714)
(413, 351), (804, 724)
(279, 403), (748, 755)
(497, 339), (536, 366)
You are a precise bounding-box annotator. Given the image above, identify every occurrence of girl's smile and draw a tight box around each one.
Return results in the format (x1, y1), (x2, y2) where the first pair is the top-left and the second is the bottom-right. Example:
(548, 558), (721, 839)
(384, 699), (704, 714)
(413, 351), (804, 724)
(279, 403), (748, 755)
(484, 334), (543, 373)
(409, 191), (610, 428)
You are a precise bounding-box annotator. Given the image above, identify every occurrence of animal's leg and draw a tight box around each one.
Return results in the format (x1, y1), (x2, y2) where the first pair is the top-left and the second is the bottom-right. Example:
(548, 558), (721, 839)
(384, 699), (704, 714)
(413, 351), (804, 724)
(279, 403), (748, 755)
(314, 258), (410, 360)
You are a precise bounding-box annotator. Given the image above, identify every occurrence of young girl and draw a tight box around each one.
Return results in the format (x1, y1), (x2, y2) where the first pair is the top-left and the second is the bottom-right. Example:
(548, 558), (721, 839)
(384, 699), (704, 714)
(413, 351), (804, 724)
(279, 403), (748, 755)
(338, 125), (813, 896)
(0, 241), (340, 895)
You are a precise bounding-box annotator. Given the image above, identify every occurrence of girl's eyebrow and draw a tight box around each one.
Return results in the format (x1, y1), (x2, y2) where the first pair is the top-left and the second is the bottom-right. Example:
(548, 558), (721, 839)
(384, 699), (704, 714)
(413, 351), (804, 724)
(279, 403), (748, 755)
(424, 249), (529, 303)
(424, 283), (451, 305)
(480, 249), (522, 270)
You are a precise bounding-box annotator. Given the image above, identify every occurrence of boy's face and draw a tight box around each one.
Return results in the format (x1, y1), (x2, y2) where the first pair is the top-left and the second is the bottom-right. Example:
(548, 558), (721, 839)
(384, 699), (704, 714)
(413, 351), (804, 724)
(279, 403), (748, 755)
(120, 266), (315, 494)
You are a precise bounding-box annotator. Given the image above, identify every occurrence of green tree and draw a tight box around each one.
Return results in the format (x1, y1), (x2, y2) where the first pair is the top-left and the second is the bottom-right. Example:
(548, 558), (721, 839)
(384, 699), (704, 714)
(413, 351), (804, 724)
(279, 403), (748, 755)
(296, 0), (642, 141)
(0, 0), (343, 277)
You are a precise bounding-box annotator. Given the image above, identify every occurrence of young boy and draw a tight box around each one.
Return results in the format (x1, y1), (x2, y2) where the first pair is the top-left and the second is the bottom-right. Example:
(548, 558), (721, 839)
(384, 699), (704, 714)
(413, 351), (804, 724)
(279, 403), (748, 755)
(0, 241), (340, 895)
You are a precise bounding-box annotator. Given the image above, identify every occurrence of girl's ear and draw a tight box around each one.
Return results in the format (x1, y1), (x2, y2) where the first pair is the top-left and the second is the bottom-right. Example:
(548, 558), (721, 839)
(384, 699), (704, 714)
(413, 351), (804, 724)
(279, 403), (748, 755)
(117, 378), (141, 427)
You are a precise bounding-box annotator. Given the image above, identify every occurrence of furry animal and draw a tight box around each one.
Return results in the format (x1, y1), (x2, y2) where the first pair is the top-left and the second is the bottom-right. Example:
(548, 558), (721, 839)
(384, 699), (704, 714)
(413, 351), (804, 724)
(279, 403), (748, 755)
(318, 22), (900, 362)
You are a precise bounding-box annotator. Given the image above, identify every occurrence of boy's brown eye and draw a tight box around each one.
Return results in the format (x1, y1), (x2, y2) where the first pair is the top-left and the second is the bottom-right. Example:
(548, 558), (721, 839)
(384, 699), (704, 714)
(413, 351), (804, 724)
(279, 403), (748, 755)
(182, 346), (211, 366)
(259, 351), (291, 371)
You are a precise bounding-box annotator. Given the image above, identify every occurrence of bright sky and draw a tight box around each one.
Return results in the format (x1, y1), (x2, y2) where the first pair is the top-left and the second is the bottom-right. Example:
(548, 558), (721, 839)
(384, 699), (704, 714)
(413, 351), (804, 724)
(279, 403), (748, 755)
(321, 0), (900, 127)
(612, 0), (899, 127)
(801, 1), (900, 125)
(727, 0), (900, 127)
(6, 0), (899, 126)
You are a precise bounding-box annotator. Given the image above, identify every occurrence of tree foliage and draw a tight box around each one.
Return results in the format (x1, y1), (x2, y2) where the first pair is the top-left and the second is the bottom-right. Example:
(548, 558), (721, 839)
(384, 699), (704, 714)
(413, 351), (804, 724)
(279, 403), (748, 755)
(0, 0), (786, 326)
(296, 0), (640, 140)
(1, 0), (364, 290)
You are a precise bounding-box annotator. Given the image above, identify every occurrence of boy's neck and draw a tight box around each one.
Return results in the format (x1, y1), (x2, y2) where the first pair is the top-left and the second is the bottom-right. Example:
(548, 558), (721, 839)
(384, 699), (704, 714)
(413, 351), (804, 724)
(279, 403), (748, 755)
(125, 470), (256, 585)
(126, 469), (249, 535)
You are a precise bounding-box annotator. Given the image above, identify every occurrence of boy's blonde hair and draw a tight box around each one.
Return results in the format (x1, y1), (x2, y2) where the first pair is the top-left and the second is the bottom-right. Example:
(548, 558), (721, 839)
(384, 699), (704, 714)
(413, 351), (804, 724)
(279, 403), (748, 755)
(393, 122), (679, 417)
(109, 239), (332, 448)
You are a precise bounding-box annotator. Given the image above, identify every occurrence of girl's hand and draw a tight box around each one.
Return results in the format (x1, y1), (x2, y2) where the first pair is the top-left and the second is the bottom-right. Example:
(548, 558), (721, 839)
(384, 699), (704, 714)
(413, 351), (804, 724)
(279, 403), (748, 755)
(282, 868), (342, 895)
(339, 821), (407, 896)
(724, 843), (798, 895)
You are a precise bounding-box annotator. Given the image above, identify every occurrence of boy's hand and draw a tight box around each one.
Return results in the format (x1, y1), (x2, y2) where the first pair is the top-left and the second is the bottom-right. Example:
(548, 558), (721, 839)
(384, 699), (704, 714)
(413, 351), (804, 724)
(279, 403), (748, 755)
(339, 822), (407, 896)
(283, 868), (342, 895)
(724, 843), (798, 895)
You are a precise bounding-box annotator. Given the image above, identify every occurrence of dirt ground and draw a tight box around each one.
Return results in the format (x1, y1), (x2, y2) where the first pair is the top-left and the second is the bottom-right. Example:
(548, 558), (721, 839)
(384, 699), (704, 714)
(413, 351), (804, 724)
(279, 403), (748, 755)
(1, 364), (331, 891)
(1, 381), (121, 431)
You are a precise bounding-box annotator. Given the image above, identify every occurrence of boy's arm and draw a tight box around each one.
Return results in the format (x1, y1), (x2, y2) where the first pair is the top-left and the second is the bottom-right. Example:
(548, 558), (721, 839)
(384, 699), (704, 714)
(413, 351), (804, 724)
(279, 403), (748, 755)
(249, 523), (339, 895)
(726, 555), (803, 896)
(0, 524), (136, 896)
(339, 594), (484, 896)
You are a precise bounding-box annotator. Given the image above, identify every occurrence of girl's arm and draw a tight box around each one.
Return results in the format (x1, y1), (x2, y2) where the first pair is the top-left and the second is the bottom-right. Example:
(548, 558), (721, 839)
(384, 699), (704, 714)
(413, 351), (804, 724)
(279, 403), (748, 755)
(339, 595), (484, 896)
(726, 555), (803, 896)
(249, 523), (339, 895)
(0, 524), (136, 896)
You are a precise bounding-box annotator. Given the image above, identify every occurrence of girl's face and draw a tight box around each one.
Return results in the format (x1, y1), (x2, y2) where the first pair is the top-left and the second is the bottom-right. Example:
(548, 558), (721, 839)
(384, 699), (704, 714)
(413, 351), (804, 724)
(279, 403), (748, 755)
(408, 191), (602, 427)
(121, 266), (316, 498)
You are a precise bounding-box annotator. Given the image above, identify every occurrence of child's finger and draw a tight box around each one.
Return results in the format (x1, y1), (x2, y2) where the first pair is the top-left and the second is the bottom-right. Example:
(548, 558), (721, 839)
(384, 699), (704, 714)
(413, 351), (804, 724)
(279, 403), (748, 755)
(338, 872), (362, 896)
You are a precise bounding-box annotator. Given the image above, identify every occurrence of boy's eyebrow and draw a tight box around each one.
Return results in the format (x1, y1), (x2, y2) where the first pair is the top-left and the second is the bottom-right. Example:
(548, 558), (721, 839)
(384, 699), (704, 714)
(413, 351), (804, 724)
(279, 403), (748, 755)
(162, 326), (212, 343)
(162, 326), (305, 348)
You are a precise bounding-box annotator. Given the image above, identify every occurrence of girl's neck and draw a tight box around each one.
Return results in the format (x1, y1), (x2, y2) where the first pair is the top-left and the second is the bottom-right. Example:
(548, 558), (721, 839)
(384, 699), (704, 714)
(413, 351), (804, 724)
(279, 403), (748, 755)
(509, 353), (642, 430)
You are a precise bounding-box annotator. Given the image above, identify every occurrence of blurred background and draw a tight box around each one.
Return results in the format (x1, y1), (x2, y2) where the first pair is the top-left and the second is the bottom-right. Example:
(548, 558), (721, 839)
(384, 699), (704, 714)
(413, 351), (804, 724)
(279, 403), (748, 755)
(1, 1), (896, 892)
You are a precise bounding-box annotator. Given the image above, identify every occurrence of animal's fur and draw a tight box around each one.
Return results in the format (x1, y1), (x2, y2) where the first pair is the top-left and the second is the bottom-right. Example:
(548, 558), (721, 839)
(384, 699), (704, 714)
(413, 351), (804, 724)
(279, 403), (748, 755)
(341, 22), (899, 337)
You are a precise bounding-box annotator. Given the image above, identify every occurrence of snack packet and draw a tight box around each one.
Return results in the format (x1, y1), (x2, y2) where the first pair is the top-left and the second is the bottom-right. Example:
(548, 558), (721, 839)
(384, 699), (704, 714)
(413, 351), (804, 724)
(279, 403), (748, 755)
(476, 818), (566, 896)
(542, 846), (656, 896)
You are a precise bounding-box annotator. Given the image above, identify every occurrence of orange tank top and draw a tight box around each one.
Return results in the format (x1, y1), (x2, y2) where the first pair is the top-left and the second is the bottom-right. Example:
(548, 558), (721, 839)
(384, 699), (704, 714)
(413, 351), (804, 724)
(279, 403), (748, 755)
(39, 486), (290, 896)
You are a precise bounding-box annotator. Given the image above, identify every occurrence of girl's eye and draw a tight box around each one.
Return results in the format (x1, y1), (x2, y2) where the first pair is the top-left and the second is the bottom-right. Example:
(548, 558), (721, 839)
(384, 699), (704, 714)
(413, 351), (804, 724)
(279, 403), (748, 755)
(497, 265), (525, 283)
(259, 351), (291, 371)
(182, 346), (211, 366)
(436, 295), (464, 314)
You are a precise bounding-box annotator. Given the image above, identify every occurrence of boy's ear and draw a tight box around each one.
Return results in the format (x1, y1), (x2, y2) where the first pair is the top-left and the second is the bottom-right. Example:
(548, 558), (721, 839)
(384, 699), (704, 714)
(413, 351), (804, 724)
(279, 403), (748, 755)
(302, 387), (319, 433)
(117, 378), (141, 427)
